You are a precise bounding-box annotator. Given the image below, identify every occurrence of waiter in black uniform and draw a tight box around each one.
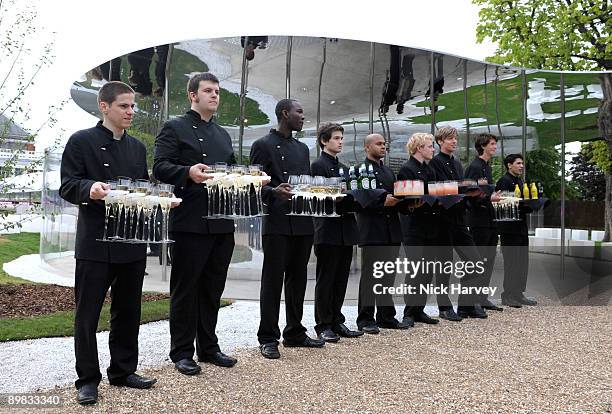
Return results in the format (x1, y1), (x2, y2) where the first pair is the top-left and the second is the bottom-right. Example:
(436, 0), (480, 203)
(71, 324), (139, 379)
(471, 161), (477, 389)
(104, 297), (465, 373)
(465, 133), (503, 311)
(311, 123), (363, 342)
(430, 126), (486, 320)
(355, 134), (410, 334)
(495, 153), (537, 307)
(154, 72), (238, 375)
(60, 81), (156, 405)
(398, 133), (441, 325)
(250, 99), (325, 359)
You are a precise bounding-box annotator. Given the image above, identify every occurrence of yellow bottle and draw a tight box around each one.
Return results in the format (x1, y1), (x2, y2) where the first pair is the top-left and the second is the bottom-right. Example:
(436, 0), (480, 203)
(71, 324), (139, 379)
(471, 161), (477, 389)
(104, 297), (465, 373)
(530, 183), (538, 199)
(523, 183), (530, 199)
(514, 184), (521, 198)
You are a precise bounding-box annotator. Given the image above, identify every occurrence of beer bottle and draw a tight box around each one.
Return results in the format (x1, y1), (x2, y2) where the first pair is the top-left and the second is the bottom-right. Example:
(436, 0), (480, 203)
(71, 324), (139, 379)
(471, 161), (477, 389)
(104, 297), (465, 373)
(514, 184), (522, 199)
(369, 165), (377, 189)
(349, 166), (358, 191)
(523, 183), (530, 199)
(338, 167), (347, 192)
(359, 164), (370, 189)
(530, 182), (538, 199)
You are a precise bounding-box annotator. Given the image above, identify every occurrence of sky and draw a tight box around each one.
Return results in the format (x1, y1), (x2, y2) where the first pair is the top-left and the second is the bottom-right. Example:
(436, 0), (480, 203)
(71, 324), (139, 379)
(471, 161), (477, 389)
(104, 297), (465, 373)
(3, 0), (498, 150)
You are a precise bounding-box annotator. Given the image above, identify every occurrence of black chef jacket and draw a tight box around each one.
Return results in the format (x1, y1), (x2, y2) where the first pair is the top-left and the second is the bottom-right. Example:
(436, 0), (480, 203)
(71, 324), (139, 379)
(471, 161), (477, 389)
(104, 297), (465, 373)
(354, 158), (402, 246)
(465, 157), (496, 229)
(495, 172), (529, 236)
(430, 151), (467, 225)
(397, 156), (440, 238)
(153, 110), (236, 234)
(249, 129), (314, 236)
(59, 121), (148, 263)
(310, 152), (358, 246)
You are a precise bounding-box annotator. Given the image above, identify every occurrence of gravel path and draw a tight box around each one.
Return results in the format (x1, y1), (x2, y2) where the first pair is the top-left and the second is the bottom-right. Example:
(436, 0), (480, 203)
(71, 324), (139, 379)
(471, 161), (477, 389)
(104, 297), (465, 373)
(4, 304), (609, 413)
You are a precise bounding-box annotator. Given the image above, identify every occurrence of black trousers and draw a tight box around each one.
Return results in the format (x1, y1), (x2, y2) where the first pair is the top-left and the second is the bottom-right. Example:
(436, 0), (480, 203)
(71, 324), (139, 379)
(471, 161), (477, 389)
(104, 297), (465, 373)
(402, 231), (438, 317)
(313, 244), (353, 333)
(258, 234), (313, 345)
(356, 245), (398, 328)
(436, 224), (483, 308)
(500, 232), (529, 298)
(470, 226), (499, 302)
(169, 232), (234, 362)
(74, 259), (146, 389)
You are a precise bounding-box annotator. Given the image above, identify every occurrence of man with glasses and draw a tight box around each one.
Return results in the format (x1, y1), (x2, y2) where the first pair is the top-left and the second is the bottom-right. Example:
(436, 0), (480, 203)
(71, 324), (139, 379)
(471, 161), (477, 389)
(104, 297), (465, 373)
(154, 72), (238, 375)
(60, 81), (155, 405)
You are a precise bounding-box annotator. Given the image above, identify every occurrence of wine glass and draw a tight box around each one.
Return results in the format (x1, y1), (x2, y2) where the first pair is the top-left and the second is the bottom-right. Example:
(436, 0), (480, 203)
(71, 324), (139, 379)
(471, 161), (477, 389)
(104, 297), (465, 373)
(158, 183), (174, 242)
(288, 175), (299, 215)
(102, 180), (117, 240)
(115, 176), (132, 239)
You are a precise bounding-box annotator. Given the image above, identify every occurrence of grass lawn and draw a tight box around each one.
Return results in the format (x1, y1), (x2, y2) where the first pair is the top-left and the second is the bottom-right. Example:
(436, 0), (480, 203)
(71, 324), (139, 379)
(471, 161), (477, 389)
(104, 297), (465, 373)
(0, 232), (40, 284)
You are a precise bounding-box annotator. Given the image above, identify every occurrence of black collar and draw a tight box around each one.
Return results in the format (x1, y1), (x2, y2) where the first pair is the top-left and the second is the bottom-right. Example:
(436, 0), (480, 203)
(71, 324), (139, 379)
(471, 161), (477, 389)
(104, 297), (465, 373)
(438, 151), (454, 161)
(270, 128), (293, 139)
(410, 156), (426, 168)
(321, 151), (338, 164)
(95, 121), (125, 141)
(186, 110), (213, 124)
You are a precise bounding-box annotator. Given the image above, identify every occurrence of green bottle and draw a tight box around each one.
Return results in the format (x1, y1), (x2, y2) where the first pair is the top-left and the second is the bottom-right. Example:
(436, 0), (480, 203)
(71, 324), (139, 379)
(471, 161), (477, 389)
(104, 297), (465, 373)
(359, 164), (370, 189)
(349, 166), (359, 190)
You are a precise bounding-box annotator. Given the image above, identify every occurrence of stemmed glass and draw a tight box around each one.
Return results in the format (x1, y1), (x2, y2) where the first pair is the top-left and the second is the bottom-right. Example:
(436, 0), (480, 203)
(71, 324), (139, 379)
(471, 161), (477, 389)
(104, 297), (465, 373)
(102, 180), (118, 240)
(231, 165), (247, 216)
(288, 175), (299, 214)
(115, 177), (132, 239)
(214, 163), (228, 217)
(158, 183), (174, 242)
(144, 184), (160, 242)
(249, 164), (264, 215)
(327, 177), (342, 217)
(312, 176), (326, 216)
(131, 179), (150, 241)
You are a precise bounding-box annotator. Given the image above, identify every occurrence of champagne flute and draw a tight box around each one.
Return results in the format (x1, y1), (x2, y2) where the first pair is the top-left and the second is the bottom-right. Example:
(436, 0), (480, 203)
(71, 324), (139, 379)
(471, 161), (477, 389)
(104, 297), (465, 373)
(132, 179), (150, 241)
(158, 183), (174, 242)
(288, 175), (299, 215)
(215, 163), (228, 217)
(115, 176), (132, 239)
(102, 180), (118, 240)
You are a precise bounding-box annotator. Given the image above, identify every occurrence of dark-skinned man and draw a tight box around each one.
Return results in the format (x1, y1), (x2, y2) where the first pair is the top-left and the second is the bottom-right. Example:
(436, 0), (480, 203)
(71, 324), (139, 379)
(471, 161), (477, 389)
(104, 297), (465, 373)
(154, 72), (238, 376)
(429, 126), (487, 320)
(60, 81), (156, 405)
(250, 99), (325, 359)
(355, 133), (410, 334)
(495, 153), (537, 307)
(311, 123), (363, 342)
(465, 133), (504, 312)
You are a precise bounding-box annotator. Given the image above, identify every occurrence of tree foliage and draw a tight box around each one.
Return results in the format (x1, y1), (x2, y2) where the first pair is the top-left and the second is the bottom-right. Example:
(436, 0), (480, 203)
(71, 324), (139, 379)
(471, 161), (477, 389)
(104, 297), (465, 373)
(570, 142), (607, 200)
(474, 0), (611, 71)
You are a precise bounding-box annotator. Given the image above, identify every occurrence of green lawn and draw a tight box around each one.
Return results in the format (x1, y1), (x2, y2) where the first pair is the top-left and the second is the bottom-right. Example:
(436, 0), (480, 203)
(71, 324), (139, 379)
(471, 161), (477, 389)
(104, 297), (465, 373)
(0, 232), (40, 284)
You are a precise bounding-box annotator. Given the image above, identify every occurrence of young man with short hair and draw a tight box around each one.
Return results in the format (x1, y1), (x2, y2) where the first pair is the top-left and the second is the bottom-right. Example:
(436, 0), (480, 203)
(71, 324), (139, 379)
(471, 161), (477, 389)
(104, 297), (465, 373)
(465, 134), (503, 311)
(311, 123), (363, 342)
(429, 126), (487, 320)
(495, 153), (537, 307)
(60, 81), (156, 405)
(154, 72), (238, 375)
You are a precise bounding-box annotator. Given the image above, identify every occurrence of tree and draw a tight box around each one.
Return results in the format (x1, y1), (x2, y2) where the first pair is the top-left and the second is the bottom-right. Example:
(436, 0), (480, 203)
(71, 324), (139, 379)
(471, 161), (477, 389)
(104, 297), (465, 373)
(474, 0), (612, 241)
(0, 0), (65, 230)
(570, 142), (607, 201)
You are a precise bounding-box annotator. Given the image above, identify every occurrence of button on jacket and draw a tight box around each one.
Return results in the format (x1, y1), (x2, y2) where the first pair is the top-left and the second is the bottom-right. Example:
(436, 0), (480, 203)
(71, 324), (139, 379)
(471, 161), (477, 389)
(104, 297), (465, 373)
(496, 172), (529, 236)
(249, 129), (313, 236)
(354, 158), (402, 246)
(153, 110), (236, 234)
(59, 121), (148, 263)
(311, 152), (358, 246)
(397, 156), (440, 239)
(465, 157), (497, 229)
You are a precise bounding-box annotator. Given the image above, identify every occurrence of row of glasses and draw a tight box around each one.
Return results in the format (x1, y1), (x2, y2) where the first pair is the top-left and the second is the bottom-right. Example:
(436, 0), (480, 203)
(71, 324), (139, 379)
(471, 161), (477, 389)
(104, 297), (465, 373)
(492, 191), (521, 221)
(204, 163), (267, 218)
(101, 177), (175, 243)
(287, 175), (344, 217)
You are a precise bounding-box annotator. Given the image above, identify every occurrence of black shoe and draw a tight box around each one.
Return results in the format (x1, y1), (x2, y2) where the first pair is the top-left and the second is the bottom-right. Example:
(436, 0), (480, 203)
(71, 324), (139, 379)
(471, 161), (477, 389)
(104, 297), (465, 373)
(438, 308), (463, 322)
(174, 358), (202, 375)
(333, 323), (364, 338)
(501, 296), (523, 308)
(401, 316), (415, 328)
(377, 318), (410, 330)
(457, 305), (488, 319)
(260, 343), (280, 359)
(109, 373), (157, 389)
(481, 298), (503, 311)
(516, 294), (537, 306)
(358, 323), (380, 335)
(318, 329), (340, 343)
(283, 336), (325, 348)
(76, 383), (98, 405)
(199, 351), (237, 367)
(412, 312), (439, 325)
